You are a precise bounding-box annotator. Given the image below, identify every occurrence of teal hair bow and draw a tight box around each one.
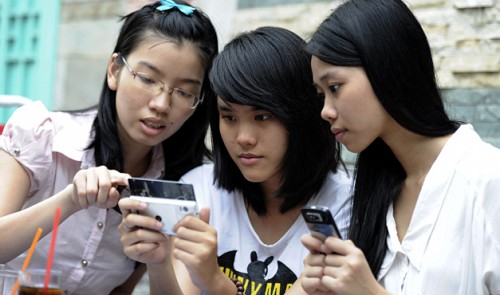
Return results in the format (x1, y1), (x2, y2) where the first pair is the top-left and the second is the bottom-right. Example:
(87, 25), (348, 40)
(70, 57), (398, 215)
(157, 0), (195, 15)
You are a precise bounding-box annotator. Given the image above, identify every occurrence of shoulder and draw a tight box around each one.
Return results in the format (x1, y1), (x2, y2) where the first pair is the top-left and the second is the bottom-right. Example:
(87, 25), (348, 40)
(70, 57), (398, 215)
(322, 169), (354, 196)
(180, 162), (214, 182)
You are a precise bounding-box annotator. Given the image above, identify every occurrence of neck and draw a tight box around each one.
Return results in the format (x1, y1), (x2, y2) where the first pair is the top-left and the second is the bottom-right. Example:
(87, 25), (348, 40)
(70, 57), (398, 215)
(383, 127), (452, 179)
(123, 146), (153, 177)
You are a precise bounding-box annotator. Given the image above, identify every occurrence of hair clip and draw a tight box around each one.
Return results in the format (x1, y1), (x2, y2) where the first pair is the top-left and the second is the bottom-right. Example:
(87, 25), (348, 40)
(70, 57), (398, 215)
(156, 0), (195, 15)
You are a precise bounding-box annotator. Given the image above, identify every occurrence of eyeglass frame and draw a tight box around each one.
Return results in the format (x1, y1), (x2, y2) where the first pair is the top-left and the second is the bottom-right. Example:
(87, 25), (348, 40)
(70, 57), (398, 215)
(119, 54), (203, 109)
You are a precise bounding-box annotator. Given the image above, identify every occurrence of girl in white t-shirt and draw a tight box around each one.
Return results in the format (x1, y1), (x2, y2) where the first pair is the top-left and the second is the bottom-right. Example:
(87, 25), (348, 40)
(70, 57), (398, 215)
(118, 26), (353, 295)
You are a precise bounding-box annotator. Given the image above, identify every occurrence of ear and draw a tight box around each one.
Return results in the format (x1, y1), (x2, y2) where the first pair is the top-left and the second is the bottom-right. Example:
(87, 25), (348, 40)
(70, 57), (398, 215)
(107, 53), (121, 91)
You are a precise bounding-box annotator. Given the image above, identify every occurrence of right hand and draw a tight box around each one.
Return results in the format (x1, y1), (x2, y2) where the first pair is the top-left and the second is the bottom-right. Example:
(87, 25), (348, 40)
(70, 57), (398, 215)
(71, 166), (130, 209)
(118, 197), (168, 264)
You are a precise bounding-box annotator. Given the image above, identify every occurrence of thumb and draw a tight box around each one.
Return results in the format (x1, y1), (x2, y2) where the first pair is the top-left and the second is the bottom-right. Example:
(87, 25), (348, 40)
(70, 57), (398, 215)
(199, 207), (210, 223)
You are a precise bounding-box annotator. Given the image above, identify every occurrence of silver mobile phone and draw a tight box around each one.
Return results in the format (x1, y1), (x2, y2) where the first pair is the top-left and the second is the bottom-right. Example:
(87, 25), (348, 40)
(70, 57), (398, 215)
(128, 178), (198, 235)
(301, 205), (342, 240)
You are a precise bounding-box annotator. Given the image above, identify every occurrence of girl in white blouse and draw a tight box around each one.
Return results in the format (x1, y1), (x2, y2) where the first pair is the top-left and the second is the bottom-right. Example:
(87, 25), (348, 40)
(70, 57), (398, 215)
(301, 0), (500, 294)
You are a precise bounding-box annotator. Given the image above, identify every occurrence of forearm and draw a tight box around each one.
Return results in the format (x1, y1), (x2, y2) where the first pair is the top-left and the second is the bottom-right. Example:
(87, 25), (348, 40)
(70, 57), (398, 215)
(148, 261), (184, 295)
(0, 184), (81, 262)
(201, 271), (239, 295)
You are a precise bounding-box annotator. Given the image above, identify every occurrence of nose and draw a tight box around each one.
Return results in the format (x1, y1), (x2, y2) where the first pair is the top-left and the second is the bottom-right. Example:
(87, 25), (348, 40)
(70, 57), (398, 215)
(236, 124), (257, 147)
(320, 96), (338, 125)
(149, 91), (172, 114)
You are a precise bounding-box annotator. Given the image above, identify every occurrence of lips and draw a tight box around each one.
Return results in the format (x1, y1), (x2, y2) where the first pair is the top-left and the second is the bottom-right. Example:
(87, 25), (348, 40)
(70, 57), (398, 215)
(331, 127), (346, 136)
(239, 153), (261, 159)
(141, 119), (165, 129)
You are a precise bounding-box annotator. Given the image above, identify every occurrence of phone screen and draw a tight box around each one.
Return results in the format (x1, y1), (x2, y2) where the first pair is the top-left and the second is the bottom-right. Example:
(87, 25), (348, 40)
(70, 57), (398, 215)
(128, 178), (195, 201)
(301, 205), (342, 240)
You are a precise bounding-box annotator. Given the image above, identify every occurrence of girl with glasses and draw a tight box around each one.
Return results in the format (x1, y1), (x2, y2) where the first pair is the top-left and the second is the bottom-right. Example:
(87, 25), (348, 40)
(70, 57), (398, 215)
(119, 26), (353, 295)
(0, 1), (218, 294)
(300, 0), (500, 294)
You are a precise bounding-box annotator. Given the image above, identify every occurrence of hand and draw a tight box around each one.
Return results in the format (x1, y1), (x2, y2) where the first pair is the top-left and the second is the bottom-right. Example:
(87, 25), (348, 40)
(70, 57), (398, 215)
(301, 234), (332, 295)
(303, 234), (386, 295)
(71, 166), (130, 209)
(118, 197), (168, 264)
(172, 208), (220, 290)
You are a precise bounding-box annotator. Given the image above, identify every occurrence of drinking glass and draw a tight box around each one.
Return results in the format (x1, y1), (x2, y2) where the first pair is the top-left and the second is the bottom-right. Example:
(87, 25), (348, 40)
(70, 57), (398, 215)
(18, 270), (62, 295)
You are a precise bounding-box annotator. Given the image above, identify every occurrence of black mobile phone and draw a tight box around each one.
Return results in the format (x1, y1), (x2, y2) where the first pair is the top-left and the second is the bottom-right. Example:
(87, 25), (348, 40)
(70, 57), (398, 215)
(127, 178), (195, 201)
(301, 205), (342, 240)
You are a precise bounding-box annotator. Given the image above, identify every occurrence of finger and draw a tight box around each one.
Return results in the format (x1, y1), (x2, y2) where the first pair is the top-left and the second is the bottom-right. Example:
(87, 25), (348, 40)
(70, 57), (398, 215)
(84, 168), (99, 205)
(301, 234), (324, 253)
(324, 237), (356, 256)
(73, 172), (90, 209)
(110, 170), (131, 186)
(304, 252), (326, 267)
(198, 207), (210, 223)
(105, 186), (121, 208)
(96, 168), (113, 206)
(324, 252), (345, 268)
(118, 198), (147, 217)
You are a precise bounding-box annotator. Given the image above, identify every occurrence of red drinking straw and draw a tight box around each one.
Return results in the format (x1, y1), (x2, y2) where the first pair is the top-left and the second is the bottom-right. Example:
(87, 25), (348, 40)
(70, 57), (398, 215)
(44, 207), (61, 294)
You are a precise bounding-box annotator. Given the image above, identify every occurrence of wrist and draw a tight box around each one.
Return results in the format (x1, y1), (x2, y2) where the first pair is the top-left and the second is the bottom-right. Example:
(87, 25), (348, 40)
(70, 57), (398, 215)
(60, 184), (82, 213)
(202, 272), (238, 295)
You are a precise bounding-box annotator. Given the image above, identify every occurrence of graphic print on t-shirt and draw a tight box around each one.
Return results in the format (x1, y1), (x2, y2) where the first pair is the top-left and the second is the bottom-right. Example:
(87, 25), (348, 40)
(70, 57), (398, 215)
(218, 250), (297, 295)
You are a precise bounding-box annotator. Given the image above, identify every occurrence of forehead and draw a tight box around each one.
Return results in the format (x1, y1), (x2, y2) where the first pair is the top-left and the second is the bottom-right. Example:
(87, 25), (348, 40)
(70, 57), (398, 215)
(217, 98), (261, 112)
(130, 38), (205, 79)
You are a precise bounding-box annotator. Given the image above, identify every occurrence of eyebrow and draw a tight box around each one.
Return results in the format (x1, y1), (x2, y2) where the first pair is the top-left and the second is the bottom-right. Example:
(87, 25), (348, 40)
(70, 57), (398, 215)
(318, 70), (340, 83)
(137, 60), (202, 86)
(217, 101), (261, 112)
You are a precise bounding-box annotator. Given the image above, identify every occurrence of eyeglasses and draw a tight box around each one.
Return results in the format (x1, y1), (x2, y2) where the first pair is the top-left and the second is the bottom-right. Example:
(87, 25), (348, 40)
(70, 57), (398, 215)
(120, 55), (202, 109)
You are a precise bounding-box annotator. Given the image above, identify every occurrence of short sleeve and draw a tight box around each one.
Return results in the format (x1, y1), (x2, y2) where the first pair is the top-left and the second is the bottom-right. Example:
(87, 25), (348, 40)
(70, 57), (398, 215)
(0, 101), (56, 193)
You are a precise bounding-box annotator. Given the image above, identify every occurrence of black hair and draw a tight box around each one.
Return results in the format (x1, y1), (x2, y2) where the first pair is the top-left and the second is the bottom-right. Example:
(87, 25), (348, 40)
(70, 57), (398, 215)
(308, 0), (461, 276)
(209, 26), (342, 215)
(88, 1), (218, 180)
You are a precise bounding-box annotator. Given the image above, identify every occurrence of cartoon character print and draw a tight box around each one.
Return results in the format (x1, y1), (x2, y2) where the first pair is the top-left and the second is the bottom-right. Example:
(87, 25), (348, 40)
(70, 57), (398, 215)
(218, 250), (297, 295)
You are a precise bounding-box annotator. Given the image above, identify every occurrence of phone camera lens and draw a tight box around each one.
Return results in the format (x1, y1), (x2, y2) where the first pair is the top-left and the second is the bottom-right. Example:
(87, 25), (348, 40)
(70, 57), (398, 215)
(155, 215), (162, 222)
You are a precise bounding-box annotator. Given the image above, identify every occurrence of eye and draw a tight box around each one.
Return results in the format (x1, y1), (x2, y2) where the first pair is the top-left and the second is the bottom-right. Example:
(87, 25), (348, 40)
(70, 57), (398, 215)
(329, 84), (341, 93)
(220, 114), (235, 122)
(136, 73), (156, 85)
(255, 113), (272, 121)
(174, 88), (194, 99)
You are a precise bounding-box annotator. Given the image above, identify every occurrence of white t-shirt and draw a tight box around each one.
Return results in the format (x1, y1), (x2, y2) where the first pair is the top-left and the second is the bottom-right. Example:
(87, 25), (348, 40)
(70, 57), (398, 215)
(378, 124), (500, 295)
(180, 163), (353, 294)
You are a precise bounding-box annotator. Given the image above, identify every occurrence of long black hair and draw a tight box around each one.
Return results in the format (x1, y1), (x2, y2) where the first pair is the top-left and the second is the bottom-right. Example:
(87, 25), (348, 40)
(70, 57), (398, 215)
(307, 0), (460, 276)
(209, 26), (342, 215)
(88, 1), (218, 180)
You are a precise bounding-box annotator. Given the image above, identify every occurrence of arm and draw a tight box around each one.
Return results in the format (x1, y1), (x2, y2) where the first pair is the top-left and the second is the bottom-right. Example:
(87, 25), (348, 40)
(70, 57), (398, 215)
(0, 149), (129, 262)
(172, 207), (239, 295)
(118, 197), (184, 295)
(0, 149), (78, 262)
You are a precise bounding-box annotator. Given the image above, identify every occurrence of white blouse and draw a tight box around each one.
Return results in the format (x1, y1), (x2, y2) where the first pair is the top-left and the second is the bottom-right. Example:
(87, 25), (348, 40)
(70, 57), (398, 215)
(378, 125), (500, 295)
